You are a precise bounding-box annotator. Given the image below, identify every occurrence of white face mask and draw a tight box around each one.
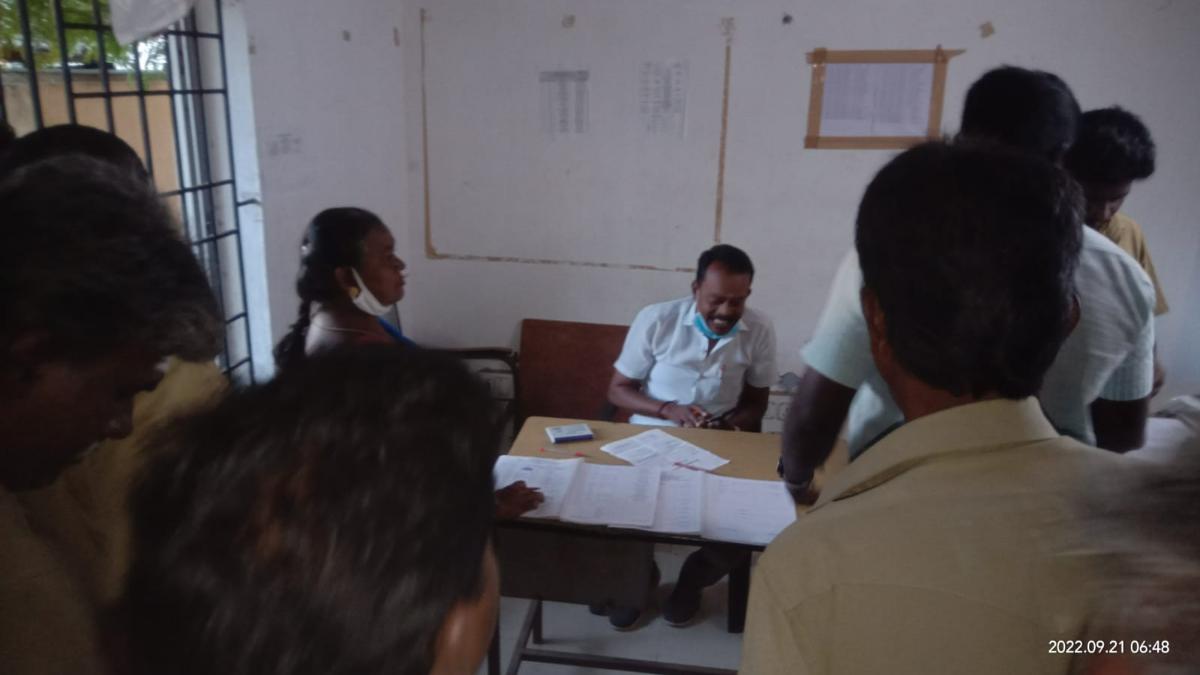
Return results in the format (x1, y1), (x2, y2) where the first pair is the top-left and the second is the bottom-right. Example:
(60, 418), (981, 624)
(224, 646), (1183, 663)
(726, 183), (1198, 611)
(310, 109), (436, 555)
(349, 268), (392, 317)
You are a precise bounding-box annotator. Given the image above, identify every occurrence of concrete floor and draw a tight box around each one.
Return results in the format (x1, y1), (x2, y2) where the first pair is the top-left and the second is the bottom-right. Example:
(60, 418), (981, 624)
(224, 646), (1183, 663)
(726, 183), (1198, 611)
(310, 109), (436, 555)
(481, 545), (745, 675)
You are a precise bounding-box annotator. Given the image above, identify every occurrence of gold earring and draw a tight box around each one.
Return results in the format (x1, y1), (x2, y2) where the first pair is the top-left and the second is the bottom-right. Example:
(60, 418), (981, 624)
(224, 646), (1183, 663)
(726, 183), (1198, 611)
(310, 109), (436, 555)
(349, 286), (360, 299)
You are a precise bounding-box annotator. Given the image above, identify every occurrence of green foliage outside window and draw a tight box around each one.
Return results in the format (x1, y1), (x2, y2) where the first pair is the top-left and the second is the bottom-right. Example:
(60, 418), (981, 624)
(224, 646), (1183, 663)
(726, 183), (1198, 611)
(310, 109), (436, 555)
(1, 0), (165, 72)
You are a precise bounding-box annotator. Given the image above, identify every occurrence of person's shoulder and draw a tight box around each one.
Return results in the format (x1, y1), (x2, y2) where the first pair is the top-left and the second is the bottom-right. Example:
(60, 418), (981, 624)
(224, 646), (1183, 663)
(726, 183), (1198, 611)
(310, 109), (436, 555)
(1017, 435), (1143, 491)
(741, 305), (775, 332)
(1078, 227), (1155, 310)
(635, 297), (691, 323)
(1109, 211), (1144, 233)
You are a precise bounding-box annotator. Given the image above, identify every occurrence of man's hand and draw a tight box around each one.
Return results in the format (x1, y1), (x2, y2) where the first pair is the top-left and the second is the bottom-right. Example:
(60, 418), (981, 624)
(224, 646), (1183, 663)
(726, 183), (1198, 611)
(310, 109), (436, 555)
(661, 402), (710, 427)
(495, 481), (544, 520)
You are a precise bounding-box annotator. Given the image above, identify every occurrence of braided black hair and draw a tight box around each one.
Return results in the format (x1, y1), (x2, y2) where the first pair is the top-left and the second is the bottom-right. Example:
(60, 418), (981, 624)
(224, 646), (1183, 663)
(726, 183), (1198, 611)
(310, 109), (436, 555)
(272, 208), (385, 369)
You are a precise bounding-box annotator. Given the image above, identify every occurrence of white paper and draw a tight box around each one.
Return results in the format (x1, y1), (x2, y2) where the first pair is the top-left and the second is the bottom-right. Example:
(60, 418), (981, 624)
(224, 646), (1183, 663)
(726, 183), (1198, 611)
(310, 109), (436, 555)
(110, 0), (197, 45)
(633, 468), (704, 534)
(1128, 417), (1200, 465)
(701, 474), (797, 546)
(820, 62), (934, 137)
(600, 429), (729, 471)
(493, 456), (582, 519)
(559, 464), (662, 528)
(540, 70), (589, 137)
(639, 60), (688, 138)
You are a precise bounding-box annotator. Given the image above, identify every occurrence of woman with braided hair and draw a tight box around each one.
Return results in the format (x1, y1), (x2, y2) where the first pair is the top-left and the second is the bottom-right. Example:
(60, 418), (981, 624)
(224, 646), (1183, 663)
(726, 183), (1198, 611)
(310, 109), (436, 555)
(273, 207), (412, 370)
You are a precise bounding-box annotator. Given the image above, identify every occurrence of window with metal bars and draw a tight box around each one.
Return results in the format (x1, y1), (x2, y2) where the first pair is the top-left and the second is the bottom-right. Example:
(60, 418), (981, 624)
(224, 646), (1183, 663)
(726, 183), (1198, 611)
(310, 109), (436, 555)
(1, 0), (259, 382)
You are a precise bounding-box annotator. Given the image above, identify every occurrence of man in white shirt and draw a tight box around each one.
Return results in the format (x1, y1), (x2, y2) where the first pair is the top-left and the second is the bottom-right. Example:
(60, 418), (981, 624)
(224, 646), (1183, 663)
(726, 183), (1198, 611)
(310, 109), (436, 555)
(604, 244), (777, 629)
(779, 66), (1155, 502)
(609, 244), (777, 431)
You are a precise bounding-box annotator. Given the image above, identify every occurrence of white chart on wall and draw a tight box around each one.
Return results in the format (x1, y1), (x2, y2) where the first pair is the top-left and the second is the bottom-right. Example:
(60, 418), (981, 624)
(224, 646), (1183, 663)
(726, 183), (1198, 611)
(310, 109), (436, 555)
(418, 1), (732, 270)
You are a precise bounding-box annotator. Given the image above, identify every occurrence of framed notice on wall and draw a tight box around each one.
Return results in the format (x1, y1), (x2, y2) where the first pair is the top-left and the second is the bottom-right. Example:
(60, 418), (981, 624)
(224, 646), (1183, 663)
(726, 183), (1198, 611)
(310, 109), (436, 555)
(805, 47), (963, 150)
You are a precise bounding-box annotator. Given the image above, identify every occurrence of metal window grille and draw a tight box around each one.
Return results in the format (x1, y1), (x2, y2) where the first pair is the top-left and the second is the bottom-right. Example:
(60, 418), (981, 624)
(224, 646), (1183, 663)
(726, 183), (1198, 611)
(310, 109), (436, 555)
(1, 0), (256, 382)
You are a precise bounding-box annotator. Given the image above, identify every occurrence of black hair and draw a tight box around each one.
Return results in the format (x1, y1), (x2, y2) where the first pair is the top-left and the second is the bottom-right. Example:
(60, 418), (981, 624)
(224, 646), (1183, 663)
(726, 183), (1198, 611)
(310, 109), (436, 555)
(695, 244), (755, 284)
(0, 155), (220, 363)
(124, 345), (499, 675)
(856, 141), (1083, 399)
(272, 207), (386, 370)
(1064, 107), (1156, 185)
(0, 123), (149, 183)
(959, 66), (1081, 162)
(0, 119), (15, 154)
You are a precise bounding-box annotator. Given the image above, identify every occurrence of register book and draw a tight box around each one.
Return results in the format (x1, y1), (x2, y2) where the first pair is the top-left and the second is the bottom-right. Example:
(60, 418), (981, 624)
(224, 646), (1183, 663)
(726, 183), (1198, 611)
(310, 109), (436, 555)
(494, 455), (797, 546)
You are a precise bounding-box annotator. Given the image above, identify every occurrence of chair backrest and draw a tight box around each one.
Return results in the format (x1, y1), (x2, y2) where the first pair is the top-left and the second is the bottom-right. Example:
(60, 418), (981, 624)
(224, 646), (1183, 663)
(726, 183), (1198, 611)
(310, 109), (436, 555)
(517, 318), (629, 423)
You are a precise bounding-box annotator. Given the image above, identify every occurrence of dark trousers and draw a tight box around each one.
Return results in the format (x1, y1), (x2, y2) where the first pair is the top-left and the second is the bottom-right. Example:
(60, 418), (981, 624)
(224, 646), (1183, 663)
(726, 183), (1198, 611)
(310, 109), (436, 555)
(674, 544), (750, 594)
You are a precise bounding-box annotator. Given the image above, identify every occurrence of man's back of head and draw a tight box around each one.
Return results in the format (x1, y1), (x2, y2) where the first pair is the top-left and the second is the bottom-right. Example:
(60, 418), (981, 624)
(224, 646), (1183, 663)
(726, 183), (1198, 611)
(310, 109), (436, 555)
(856, 140), (1083, 403)
(124, 345), (501, 675)
(959, 66), (1081, 163)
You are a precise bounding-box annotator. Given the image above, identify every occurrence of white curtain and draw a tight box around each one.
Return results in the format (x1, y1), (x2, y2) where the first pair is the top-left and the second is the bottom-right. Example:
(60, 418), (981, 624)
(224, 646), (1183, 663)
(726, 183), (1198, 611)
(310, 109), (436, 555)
(110, 0), (199, 45)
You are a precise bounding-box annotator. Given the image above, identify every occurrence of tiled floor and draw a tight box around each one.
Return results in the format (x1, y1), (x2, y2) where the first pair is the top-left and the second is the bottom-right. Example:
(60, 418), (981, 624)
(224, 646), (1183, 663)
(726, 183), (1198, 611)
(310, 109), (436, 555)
(481, 546), (744, 674)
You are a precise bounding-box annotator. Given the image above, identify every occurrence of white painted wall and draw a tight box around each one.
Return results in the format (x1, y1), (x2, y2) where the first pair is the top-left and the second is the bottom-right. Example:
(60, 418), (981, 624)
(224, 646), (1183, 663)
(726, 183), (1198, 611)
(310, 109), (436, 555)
(241, 0), (1199, 401)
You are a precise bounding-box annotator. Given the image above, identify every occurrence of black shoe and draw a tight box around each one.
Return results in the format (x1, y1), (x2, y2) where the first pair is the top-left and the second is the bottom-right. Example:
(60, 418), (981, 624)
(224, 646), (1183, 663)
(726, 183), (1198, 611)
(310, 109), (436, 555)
(608, 604), (642, 631)
(588, 602), (610, 616)
(606, 561), (662, 631)
(662, 583), (702, 627)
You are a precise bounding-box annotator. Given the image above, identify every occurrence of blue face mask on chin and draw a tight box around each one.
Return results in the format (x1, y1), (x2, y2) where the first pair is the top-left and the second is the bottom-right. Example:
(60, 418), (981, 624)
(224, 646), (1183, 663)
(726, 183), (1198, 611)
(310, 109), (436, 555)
(694, 311), (739, 340)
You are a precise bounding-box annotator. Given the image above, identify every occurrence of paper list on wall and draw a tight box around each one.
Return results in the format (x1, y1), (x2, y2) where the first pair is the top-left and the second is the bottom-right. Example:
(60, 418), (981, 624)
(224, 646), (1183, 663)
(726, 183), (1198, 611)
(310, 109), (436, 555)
(701, 474), (797, 545)
(493, 455), (582, 519)
(601, 429), (729, 471)
(819, 62), (934, 137)
(639, 60), (688, 138)
(559, 464), (662, 528)
(540, 69), (589, 137)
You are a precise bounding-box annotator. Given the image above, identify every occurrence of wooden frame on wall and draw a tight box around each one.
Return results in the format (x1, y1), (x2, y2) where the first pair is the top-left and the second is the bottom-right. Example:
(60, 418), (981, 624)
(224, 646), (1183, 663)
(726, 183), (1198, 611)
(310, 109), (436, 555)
(804, 46), (963, 150)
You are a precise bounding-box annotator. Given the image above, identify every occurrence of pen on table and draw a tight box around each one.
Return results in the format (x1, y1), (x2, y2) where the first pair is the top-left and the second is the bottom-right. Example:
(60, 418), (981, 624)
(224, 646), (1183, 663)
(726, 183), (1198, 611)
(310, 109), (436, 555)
(673, 461), (717, 474)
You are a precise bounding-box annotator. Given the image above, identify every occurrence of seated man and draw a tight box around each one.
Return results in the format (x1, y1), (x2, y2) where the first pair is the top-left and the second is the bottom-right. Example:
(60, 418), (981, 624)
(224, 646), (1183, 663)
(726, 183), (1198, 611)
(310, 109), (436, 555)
(605, 244), (777, 629)
(742, 141), (1132, 675)
(1064, 107), (1169, 393)
(122, 346), (500, 675)
(0, 157), (221, 674)
(781, 66), (1155, 503)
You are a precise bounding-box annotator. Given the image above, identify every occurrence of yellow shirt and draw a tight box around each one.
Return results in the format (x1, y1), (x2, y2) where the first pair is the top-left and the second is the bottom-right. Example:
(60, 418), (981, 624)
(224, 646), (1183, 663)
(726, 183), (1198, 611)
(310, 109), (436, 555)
(1096, 212), (1169, 315)
(17, 358), (226, 606)
(741, 398), (1132, 675)
(0, 485), (106, 675)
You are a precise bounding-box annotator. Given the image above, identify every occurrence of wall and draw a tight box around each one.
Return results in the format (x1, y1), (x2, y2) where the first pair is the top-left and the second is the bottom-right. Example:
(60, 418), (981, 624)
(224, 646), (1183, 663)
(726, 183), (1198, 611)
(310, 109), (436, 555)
(243, 0), (1200, 401)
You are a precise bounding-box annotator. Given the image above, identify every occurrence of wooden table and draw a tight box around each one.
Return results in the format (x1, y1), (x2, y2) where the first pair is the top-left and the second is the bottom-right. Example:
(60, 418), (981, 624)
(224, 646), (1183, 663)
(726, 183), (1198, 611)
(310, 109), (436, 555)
(492, 417), (793, 675)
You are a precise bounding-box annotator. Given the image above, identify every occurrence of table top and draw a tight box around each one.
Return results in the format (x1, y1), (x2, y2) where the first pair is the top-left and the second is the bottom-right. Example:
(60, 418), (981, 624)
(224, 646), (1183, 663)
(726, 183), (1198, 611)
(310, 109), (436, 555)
(510, 416), (784, 481)
(510, 416), (849, 489)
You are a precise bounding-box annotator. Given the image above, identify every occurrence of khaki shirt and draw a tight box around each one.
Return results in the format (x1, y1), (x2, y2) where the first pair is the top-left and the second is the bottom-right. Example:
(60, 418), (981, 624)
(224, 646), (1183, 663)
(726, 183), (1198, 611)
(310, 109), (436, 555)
(0, 485), (105, 675)
(17, 358), (226, 605)
(1097, 212), (1169, 315)
(741, 398), (1130, 675)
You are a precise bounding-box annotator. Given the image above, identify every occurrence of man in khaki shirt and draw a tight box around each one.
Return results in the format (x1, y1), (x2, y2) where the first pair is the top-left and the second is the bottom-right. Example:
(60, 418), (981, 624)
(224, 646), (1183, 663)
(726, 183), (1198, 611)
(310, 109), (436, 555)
(743, 142), (1134, 675)
(0, 152), (220, 673)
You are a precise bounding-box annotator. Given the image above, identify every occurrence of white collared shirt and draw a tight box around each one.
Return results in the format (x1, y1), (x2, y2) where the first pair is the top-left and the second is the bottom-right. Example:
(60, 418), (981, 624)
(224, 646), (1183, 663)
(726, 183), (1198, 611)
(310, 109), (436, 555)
(614, 297), (777, 426)
(803, 227), (1155, 453)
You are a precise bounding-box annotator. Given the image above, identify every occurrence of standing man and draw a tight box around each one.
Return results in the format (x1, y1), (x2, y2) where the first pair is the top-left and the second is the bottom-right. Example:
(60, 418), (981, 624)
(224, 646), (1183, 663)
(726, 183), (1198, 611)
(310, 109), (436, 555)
(1065, 106), (1169, 393)
(604, 243), (777, 629)
(0, 157), (220, 674)
(743, 141), (1129, 675)
(780, 66), (1155, 504)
